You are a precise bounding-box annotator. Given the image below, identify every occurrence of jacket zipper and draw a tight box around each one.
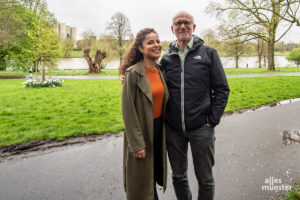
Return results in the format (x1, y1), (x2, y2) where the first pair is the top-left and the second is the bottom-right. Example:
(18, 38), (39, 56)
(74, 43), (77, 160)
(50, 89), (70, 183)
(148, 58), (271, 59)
(180, 47), (196, 134)
(180, 61), (186, 134)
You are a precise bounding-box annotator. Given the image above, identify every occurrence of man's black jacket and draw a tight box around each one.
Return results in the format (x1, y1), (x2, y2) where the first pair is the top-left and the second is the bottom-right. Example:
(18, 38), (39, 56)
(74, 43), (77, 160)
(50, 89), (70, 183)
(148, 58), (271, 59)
(160, 35), (230, 131)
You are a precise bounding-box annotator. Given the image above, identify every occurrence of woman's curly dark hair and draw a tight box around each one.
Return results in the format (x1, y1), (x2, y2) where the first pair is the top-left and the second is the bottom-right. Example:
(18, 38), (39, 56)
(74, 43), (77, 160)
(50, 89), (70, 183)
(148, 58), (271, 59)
(119, 28), (158, 75)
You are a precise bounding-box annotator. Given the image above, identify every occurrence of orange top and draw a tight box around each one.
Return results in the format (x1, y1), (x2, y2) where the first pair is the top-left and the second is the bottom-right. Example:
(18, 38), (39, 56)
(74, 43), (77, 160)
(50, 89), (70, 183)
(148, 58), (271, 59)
(145, 67), (165, 119)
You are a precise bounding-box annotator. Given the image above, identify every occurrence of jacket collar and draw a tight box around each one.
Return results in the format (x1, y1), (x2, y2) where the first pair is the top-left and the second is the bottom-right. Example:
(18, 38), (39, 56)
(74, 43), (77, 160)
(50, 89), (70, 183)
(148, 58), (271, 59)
(134, 61), (153, 103)
(168, 35), (204, 55)
(134, 61), (146, 76)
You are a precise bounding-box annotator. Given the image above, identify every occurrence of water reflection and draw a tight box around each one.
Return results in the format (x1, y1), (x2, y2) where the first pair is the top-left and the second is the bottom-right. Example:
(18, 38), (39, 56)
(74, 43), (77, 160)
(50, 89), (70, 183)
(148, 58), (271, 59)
(57, 56), (295, 70)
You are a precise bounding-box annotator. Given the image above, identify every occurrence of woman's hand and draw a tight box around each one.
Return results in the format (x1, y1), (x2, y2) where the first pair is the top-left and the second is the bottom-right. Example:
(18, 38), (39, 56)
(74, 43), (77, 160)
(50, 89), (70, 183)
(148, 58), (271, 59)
(133, 149), (146, 158)
(120, 75), (125, 85)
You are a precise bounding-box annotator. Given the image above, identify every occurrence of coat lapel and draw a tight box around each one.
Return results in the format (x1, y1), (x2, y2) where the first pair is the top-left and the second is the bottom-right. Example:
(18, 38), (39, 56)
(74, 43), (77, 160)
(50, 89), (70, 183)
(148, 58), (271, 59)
(135, 61), (153, 103)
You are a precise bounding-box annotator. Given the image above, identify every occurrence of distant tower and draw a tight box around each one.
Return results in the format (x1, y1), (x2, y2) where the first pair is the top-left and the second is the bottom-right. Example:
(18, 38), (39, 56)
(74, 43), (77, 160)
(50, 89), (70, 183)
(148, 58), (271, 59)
(55, 22), (77, 42)
(58, 23), (66, 40)
(66, 26), (71, 38)
(70, 27), (77, 42)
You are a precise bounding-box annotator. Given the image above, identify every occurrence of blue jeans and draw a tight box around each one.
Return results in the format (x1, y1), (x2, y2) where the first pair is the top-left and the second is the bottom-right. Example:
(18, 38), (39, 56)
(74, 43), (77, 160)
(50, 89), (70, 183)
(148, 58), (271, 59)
(166, 124), (215, 200)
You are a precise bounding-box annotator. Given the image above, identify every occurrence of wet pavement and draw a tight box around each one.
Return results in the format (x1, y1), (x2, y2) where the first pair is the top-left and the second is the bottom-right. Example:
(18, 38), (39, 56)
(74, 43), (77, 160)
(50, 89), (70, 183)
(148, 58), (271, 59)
(0, 102), (300, 200)
(24, 72), (300, 80)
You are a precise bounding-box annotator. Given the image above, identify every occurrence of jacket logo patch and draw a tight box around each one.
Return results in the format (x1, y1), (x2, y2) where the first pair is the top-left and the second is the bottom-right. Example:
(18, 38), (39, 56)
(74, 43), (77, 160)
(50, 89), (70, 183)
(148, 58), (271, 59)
(193, 56), (201, 60)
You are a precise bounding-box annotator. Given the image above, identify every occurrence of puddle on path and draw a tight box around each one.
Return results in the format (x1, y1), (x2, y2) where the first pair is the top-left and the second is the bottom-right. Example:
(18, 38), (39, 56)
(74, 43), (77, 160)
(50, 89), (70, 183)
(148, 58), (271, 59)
(281, 130), (300, 145)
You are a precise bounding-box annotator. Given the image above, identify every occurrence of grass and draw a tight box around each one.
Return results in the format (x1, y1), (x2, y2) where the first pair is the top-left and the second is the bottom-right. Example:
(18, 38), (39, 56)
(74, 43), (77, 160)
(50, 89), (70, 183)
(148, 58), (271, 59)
(66, 50), (96, 58)
(225, 76), (300, 112)
(70, 50), (84, 57)
(2, 67), (300, 78)
(275, 51), (291, 56)
(278, 183), (300, 200)
(0, 79), (123, 146)
(224, 67), (300, 75)
(1, 76), (300, 146)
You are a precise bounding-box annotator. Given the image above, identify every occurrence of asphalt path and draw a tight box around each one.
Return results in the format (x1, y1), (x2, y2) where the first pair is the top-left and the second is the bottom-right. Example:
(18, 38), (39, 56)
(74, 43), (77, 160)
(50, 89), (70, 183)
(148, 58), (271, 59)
(25, 72), (300, 80)
(0, 102), (300, 200)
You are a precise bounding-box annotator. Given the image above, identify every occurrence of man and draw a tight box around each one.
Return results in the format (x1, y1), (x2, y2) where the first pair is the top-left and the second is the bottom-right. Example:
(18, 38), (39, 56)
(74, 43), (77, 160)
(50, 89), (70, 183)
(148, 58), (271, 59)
(159, 11), (230, 200)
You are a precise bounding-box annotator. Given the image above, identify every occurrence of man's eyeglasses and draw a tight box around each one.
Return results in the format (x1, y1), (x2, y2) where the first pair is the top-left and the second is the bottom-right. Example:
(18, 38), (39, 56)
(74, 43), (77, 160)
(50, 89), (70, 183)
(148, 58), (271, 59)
(173, 21), (193, 27)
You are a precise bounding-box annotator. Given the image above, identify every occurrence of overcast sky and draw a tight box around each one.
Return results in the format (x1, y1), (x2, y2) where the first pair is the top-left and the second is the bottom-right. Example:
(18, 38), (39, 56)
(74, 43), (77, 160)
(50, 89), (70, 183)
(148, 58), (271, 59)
(47, 0), (300, 43)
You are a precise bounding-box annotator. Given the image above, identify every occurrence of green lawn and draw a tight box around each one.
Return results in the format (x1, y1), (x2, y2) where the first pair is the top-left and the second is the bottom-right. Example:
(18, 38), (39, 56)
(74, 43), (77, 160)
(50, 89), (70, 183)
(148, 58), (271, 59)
(70, 50), (84, 57)
(2, 67), (300, 77)
(225, 67), (300, 75)
(1, 76), (300, 146)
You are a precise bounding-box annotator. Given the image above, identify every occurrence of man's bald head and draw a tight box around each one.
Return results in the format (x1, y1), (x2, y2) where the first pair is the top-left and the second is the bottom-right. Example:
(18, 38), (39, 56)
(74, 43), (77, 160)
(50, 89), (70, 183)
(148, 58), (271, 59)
(172, 11), (194, 24)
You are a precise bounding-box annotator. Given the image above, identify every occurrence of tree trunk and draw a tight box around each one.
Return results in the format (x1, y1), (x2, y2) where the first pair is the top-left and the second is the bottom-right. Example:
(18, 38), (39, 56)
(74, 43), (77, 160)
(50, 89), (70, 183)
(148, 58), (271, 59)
(119, 47), (123, 66)
(257, 39), (262, 68)
(35, 57), (38, 80)
(49, 57), (51, 79)
(235, 56), (239, 68)
(263, 49), (267, 68)
(93, 50), (107, 73)
(84, 49), (107, 74)
(267, 40), (275, 71)
(84, 49), (93, 73)
(41, 56), (45, 81)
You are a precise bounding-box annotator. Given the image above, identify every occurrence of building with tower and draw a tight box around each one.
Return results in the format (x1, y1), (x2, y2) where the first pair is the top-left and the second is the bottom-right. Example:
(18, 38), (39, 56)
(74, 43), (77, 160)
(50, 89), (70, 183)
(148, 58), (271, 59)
(54, 23), (77, 42)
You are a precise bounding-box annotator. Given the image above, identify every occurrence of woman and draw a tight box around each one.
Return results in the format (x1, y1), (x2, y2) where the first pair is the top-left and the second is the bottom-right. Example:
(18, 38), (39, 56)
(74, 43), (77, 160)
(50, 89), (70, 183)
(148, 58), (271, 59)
(120, 28), (169, 200)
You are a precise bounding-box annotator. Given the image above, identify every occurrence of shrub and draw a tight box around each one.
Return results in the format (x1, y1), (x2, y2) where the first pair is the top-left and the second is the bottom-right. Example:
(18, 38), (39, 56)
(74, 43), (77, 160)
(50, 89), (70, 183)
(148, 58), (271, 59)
(23, 79), (64, 88)
(286, 48), (300, 67)
(0, 73), (26, 79)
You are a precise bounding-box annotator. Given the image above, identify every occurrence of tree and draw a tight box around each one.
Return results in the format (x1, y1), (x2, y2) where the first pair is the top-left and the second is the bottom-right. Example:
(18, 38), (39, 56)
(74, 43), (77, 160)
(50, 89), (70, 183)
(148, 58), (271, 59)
(0, 0), (26, 70)
(225, 39), (251, 68)
(0, 0), (60, 71)
(161, 41), (171, 51)
(79, 31), (108, 73)
(287, 47), (300, 66)
(106, 12), (132, 65)
(96, 34), (119, 67)
(84, 49), (107, 74)
(61, 38), (75, 57)
(208, 0), (300, 71)
(256, 38), (267, 68)
(201, 28), (221, 50)
(77, 31), (97, 51)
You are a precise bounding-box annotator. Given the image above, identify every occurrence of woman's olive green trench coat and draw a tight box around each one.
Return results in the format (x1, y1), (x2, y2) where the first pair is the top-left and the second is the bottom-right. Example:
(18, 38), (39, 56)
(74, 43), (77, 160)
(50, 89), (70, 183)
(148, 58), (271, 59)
(122, 61), (169, 200)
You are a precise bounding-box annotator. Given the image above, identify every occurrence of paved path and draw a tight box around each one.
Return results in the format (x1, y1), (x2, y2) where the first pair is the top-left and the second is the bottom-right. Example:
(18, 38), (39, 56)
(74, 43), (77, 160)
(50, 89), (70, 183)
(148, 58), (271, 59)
(25, 72), (300, 80)
(26, 75), (120, 79)
(0, 102), (299, 200)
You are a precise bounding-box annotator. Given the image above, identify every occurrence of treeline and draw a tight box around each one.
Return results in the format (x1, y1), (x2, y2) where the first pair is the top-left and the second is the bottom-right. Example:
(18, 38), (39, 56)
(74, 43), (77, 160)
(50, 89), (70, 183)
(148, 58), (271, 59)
(0, 0), (61, 71)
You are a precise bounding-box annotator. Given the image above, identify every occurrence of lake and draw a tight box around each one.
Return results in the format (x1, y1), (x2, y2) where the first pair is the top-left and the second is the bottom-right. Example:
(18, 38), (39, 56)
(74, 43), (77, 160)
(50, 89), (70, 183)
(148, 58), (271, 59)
(56, 56), (294, 70)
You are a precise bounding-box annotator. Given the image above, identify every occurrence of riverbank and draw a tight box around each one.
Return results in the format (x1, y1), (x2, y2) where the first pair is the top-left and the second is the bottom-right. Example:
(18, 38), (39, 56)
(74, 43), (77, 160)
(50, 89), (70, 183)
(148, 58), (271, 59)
(1, 77), (300, 146)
